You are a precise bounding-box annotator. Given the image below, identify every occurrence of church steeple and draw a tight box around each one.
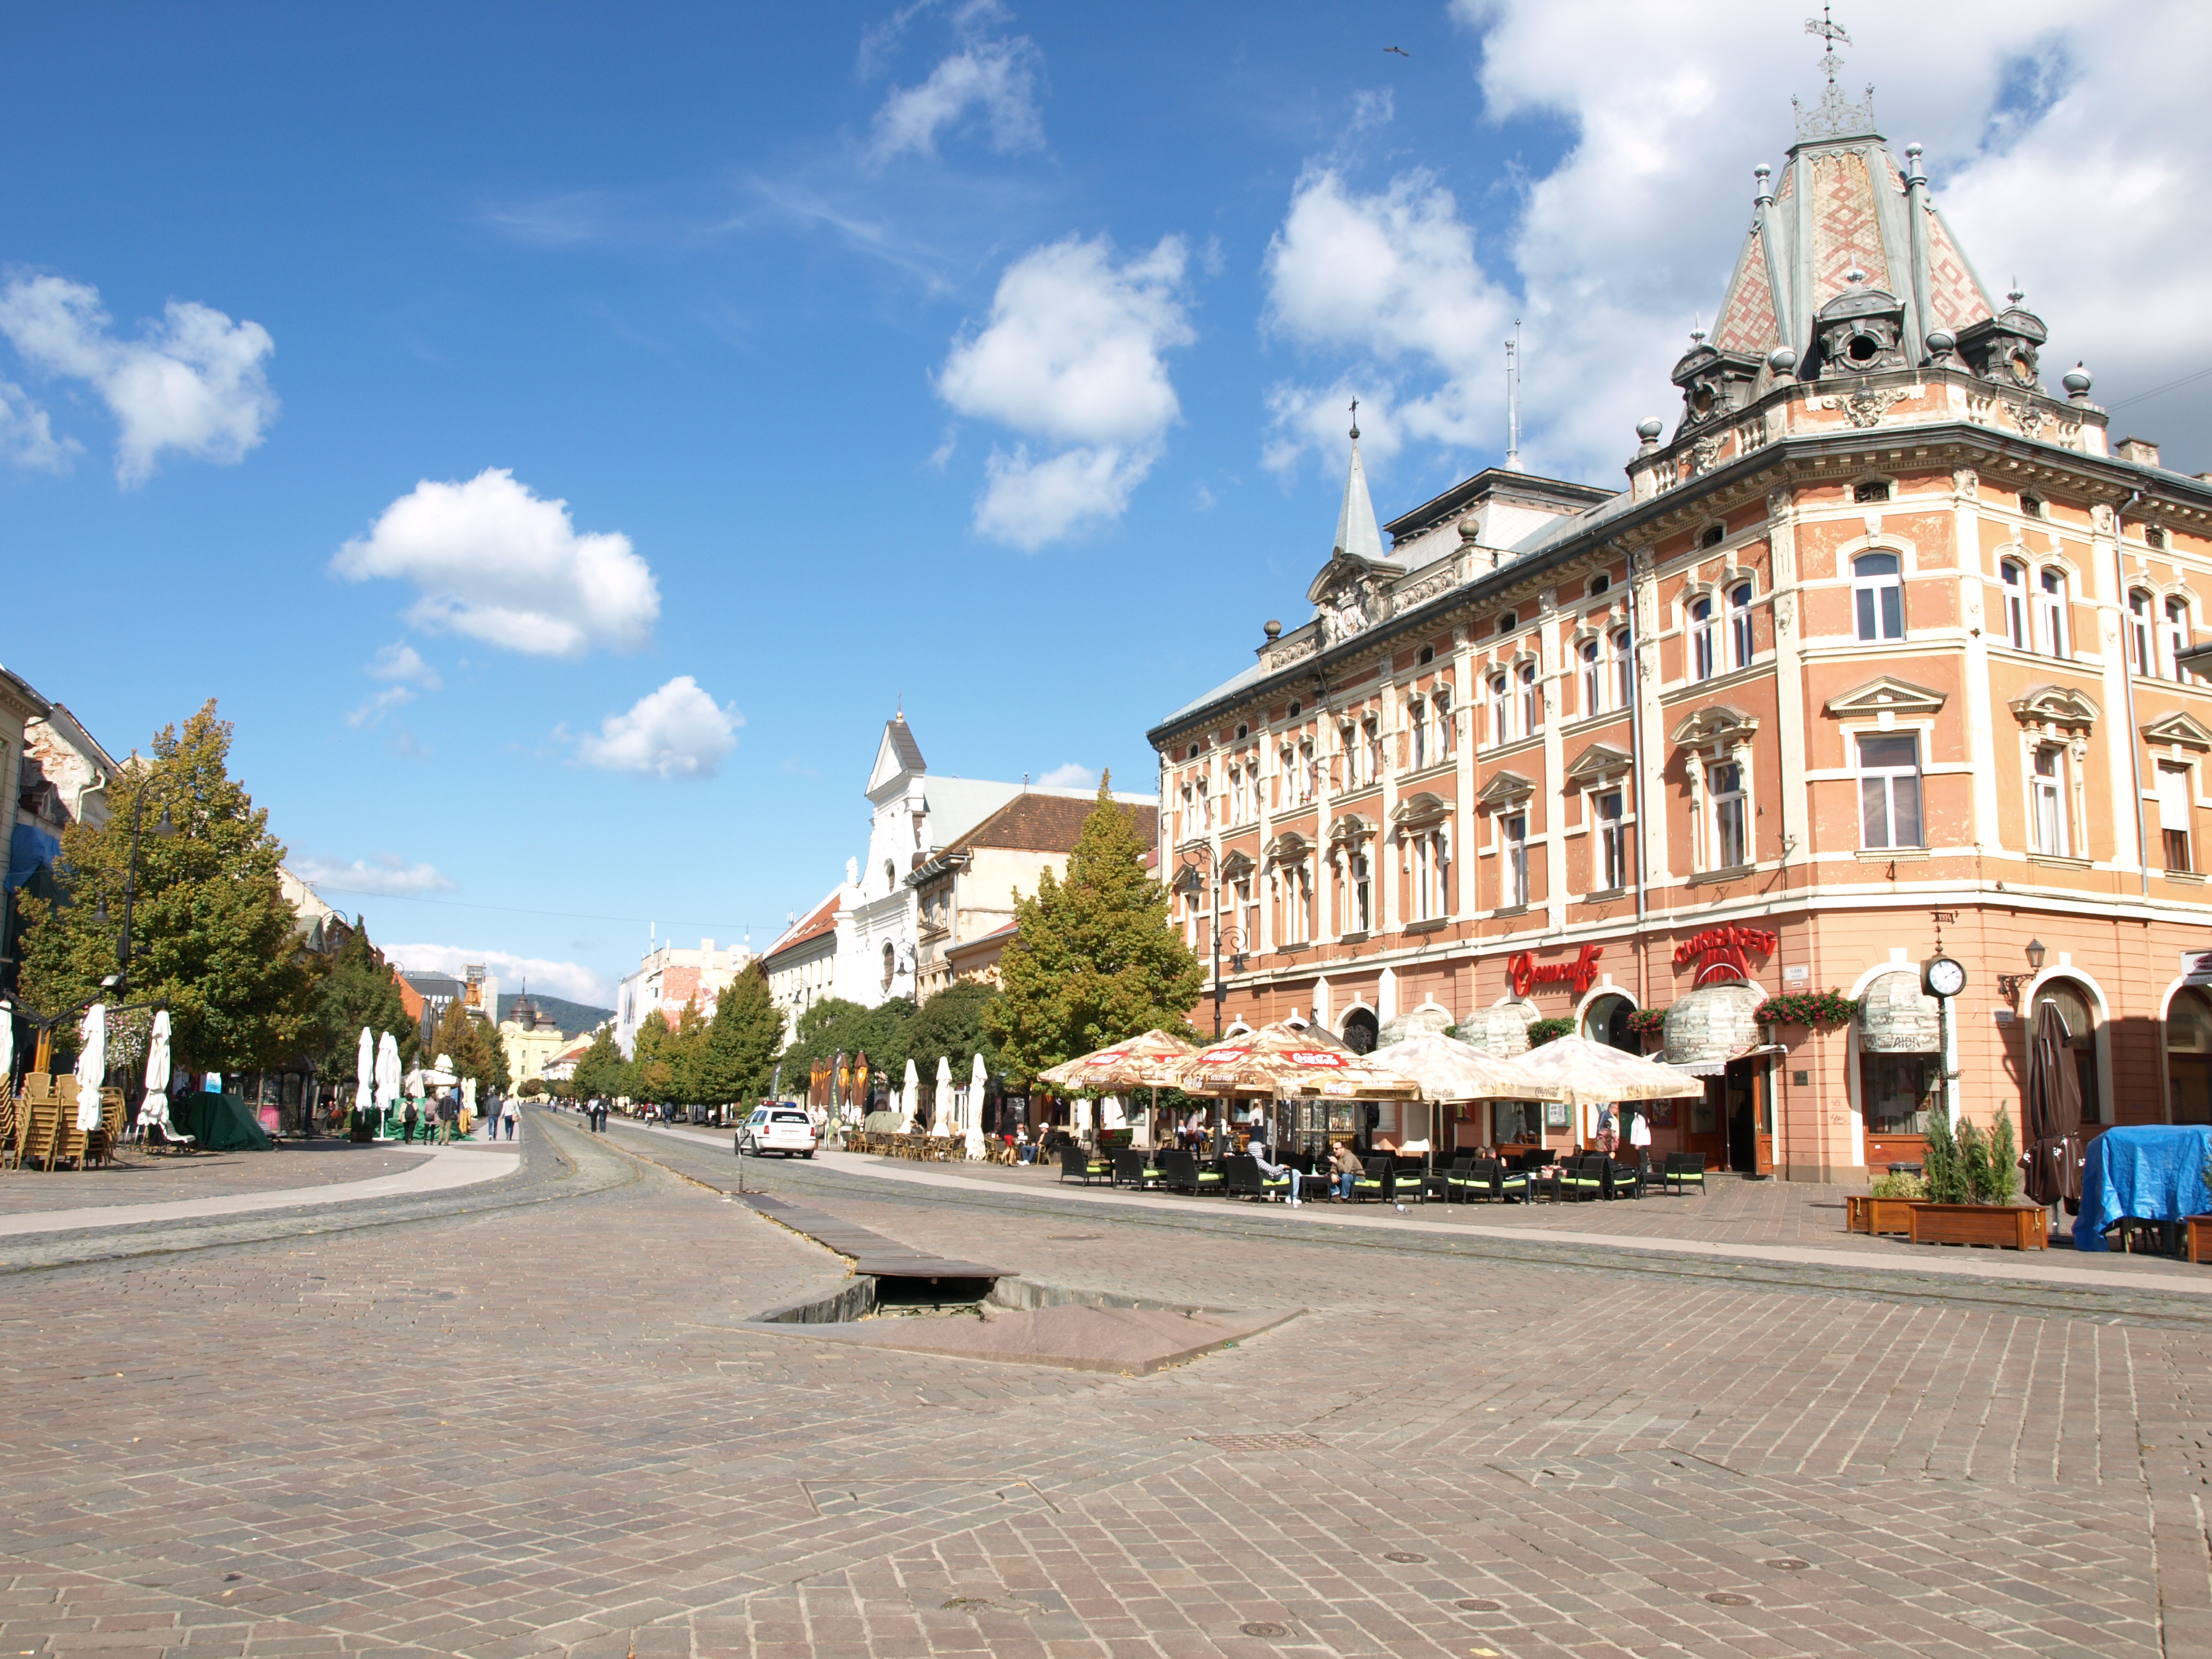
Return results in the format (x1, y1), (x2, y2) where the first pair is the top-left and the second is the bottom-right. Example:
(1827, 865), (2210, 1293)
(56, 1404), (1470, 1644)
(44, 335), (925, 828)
(1332, 401), (1386, 564)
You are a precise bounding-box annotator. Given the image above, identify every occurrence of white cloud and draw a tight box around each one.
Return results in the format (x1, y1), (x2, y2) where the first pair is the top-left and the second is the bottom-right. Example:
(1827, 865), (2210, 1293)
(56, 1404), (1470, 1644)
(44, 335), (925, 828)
(367, 642), (442, 689)
(938, 234), (1193, 545)
(0, 274), (277, 486)
(871, 36), (1044, 161)
(332, 469), (659, 658)
(1036, 762), (1098, 788)
(386, 943), (611, 1007)
(0, 378), (76, 473)
(1264, 1), (2212, 483)
(575, 675), (742, 780)
(292, 854), (455, 897)
(345, 685), (415, 728)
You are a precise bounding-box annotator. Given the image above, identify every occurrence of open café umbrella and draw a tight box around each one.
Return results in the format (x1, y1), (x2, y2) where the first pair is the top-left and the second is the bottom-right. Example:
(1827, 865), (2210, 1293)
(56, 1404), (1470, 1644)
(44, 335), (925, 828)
(932, 1055), (954, 1135)
(1509, 1035), (1704, 1106)
(74, 1002), (107, 1133)
(1176, 1019), (1418, 1153)
(1038, 1028), (1200, 1148)
(1379, 1030), (1569, 1159)
(2022, 999), (2084, 1210)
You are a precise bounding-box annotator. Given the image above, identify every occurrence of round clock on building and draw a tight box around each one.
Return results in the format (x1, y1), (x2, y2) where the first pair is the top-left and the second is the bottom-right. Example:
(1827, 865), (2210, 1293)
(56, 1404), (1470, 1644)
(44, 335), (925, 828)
(1923, 956), (1966, 999)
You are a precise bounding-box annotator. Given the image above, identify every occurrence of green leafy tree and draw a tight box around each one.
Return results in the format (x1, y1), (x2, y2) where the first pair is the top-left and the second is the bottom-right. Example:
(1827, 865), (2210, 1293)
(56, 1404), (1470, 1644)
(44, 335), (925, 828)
(908, 981), (1002, 1079)
(19, 700), (313, 1071)
(779, 995), (914, 1101)
(663, 1002), (709, 1102)
(700, 964), (784, 1106)
(303, 920), (419, 1080)
(570, 1026), (625, 1099)
(984, 777), (1202, 1082)
(628, 1007), (675, 1101)
(427, 997), (504, 1098)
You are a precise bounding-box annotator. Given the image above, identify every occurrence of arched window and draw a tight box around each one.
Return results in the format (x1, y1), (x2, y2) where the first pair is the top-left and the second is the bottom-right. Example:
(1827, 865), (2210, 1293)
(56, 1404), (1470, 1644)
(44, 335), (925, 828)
(2000, 561), (2028, 648)
(1518, 662), (1540, 734)
(2029, 744), (2068, 855)
(1494, 816), (1523, 910)
(2166, 987), (2212, 1125)
(1580, 638), (1601, 715)
(1588, 572), (1610, 596)
(1347, 847), (1372, 934)
(2036, 568), (2068, 656)
(1852, 552), (1904, 641)
(1408, 699), (1427, 769)
(1489, 673), (1510, 745)
(1729, 582), (1755, 669)
(2035, 979), (2102, 1124)
(1708, 761), (1748, 868)
(1690, 596), (1716, 680)
(1434, 686), (1453, 758)
(1339, 723), (1359, 788)
(1611, 628), (1632, 709)
(2165, 597), (2192, 680)
(2130, 591), (2156, 675)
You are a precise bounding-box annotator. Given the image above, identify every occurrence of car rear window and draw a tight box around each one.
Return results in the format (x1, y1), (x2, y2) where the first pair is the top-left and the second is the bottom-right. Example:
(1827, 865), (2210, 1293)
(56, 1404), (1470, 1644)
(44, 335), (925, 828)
(771, 1112), (809, 1125)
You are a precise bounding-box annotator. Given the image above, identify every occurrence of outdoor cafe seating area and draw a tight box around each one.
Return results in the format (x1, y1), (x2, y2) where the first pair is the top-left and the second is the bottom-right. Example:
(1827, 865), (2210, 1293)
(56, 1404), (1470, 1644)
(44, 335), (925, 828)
(0, 1074), (129, 1171)
(1042, 1139), (1707, 1205)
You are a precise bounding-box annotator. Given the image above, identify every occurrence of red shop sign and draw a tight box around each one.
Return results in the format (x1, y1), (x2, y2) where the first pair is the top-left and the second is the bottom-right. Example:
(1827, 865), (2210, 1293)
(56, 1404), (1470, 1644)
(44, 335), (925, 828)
(1507, 943), (1603, 997)
(1671, 923), (1777, 984)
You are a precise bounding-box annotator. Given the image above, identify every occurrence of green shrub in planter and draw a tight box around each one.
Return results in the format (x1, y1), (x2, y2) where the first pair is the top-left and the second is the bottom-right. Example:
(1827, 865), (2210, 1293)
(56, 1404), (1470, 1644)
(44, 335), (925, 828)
(1869, 1171), (1927, 1199)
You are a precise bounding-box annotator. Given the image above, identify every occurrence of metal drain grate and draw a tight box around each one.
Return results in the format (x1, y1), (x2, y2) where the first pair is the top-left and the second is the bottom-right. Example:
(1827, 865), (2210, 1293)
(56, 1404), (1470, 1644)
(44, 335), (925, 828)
(1382, 1552), (1429, 1563)
(1706, 1592), (1754, 1606)
(1202, 1432), (1330, 1452)
(1239, 1623), (1289, 1638)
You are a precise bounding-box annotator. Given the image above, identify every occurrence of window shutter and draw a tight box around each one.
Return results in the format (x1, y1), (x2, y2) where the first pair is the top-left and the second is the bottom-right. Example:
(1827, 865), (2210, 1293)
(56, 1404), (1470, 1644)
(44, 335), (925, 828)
(2159, 765), (2191, 832)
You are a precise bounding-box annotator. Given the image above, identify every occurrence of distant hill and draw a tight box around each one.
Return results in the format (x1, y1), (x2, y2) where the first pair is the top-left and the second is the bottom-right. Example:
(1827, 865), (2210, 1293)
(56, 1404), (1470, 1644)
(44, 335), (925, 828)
(496, 993), (614, 1039)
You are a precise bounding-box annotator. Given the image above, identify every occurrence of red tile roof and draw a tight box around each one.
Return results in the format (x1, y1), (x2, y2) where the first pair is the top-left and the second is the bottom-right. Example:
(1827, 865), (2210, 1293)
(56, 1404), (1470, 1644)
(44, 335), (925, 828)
(943, 793), (1159, 858)
(763, 889), (843, 962)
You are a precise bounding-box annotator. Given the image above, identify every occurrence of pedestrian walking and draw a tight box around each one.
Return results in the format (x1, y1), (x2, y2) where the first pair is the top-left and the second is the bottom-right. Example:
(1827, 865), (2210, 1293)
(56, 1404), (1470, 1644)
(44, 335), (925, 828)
(1627, 1104), (1652, 1184)
(401, 1099), (419, 1144)
(502, 1096), (518, 1140)
(437, 1091), (457, 1144)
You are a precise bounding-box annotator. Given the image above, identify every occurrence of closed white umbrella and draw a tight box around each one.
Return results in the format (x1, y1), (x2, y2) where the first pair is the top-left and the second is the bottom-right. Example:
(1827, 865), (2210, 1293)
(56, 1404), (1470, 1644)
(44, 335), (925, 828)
(0, 999), (14, 1085)
(902, 1057), (920, 1132)
(375, 1031), (401, 1127)
(462, 1077), (476, 1119)
(143, 1009), (172, 1097)
(354, 1026), (374, 1122)
(933, 1056), (953, 1135)
(965, 1053), (988, 1159)
(75, 1003), (107, 1133)
(1101, 1094), (1127, 1130)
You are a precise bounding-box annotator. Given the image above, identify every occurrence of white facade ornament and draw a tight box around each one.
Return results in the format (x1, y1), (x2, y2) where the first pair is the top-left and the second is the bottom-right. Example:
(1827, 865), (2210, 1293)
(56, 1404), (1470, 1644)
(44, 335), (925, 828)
(1818, 386), (1909, 428)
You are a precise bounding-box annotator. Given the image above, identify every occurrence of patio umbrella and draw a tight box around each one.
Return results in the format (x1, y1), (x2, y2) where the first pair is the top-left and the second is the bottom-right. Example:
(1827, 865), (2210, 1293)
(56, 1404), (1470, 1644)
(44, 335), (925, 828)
(144, 1009), (172, 1099)
(966, 1053), (988, 1159)
(933, 1055), (954, 1135)
(75, 1002), (107, 1132)
(375, 1032), (401, 1124)
(354, 1026), (374, 1122)
(902, 1057), (920, 1131)
(1175, 1019), (1416, 1101)
(1379, 1030), (1570, 1161)
(0, 1000), (12, 1088)
(1510, 1035), (1704, 1107)
(2022, 999), (2084, 1208)
(1037, 1029), (1201, 1091)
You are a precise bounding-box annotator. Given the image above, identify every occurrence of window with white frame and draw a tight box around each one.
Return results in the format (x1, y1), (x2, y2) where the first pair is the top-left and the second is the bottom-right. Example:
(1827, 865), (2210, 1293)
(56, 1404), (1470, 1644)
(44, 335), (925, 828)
(1235, 877), (1257, 952)
(1301, 740), (1317, 801)
(1196, 777), (1211, 832)
(1580, 638), (1601, 714)
(1518, 662), (1540, 734)
(1409, 828), (1448, 919)
(1344, 846), (1372, 934)
(2030, 745), (2068, 856)
(1594, 789), (1628, 891)
(2166, 598), (2191, 681)
(1729, 582), (1755, 669)
(2036, 568), (2068, 657)
(1708, 761), (1748, 868)
(1364, 718), (1382, 781)
(2131, 591), (2156, 675)
(1179, 782), (1193, 843)
(1857, 732), (1923, 850)
(1435, 686), (1453, 757)
(1278, 745), (1295, 806)
(2158, 762), (2193, 872)
(1408, 699), (1427, 769)
(1489, 672), (1510, 745)
(1691, 596), (1717, 680)
(1339, 723), (1359, 789)
(2000, 560), (2028, 648)
(1853, 552), (1905, 641)
(1499, 814), (1527, 908)
(1611, 629), (1632, 709)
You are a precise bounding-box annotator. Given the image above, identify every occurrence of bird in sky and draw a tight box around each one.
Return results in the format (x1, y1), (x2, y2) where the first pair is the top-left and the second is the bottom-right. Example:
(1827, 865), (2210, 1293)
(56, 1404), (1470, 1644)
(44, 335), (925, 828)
(1384, 45), (1409, 56)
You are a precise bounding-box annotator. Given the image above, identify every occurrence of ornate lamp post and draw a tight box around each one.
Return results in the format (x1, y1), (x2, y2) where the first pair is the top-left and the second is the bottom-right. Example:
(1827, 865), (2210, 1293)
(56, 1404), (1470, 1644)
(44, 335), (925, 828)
(1176, 844), (1227, 1041)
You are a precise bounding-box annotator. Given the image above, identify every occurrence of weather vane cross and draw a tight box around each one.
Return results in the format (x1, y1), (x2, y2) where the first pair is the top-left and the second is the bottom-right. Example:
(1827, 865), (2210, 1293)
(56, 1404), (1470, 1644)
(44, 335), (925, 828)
(1805, 5), (1851, 85)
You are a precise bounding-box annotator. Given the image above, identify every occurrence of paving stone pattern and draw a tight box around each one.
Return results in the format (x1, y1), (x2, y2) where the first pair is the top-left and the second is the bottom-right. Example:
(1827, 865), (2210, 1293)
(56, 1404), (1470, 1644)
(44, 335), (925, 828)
(0, 1110), (2204, 1658)
(0, 1143), (431, 1216)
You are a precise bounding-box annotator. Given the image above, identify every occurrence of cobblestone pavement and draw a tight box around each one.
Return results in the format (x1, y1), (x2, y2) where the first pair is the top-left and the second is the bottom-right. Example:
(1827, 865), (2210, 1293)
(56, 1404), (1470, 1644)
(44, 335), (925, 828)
(0, 1143), (431, 1216)
(1, 1108), (2205, 1659)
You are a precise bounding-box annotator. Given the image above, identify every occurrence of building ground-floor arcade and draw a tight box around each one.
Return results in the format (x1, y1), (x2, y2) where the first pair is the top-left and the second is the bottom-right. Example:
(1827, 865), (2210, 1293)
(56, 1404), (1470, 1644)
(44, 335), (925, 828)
(1198, 898), (2212, 1183)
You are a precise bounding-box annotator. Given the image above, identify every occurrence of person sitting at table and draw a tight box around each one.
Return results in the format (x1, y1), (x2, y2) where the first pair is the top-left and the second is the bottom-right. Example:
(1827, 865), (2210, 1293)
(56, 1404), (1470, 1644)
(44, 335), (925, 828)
(1329, 1138), (1362, 1201)
(1248, 1136), (1304, 1207)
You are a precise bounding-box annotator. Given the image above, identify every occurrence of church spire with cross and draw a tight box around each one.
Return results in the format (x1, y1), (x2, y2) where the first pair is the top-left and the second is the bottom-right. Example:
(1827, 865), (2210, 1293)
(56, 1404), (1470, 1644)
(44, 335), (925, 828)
(1330, 398), (1386, 565)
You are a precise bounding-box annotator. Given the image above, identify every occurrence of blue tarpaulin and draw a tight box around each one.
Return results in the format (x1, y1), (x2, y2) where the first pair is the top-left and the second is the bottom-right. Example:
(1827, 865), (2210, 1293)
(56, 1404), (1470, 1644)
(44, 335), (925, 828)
(2072, 1125), (2212, 1251)
(7, 822), (59, 892)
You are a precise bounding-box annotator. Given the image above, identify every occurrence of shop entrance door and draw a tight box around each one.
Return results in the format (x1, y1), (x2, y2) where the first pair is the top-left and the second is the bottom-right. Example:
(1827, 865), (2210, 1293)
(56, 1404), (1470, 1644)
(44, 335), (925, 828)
(1724, 1059), (1770, 1175)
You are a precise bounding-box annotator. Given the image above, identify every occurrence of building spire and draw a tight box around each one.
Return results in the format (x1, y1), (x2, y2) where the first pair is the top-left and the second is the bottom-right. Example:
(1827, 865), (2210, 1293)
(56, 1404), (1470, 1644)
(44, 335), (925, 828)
(1332, 403), (1385, 564)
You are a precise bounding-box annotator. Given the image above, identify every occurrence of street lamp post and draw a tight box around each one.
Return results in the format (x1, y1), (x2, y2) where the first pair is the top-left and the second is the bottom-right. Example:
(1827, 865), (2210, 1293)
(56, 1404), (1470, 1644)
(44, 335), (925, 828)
(1178, 843), (1226, 1041)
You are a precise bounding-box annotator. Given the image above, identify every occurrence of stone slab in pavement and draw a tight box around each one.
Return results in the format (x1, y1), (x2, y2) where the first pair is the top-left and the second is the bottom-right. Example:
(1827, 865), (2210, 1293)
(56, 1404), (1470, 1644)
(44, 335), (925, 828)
(0, 1107), (2202, 1659)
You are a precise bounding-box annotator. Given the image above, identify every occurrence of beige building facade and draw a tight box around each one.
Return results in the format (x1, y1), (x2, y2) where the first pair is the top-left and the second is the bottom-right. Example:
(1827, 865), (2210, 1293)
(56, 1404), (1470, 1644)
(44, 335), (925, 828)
(1149, 82), (2212, 1182)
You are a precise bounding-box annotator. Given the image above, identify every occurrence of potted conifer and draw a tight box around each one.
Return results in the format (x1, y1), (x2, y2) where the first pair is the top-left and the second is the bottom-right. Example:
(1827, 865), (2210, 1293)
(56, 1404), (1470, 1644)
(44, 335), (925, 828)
(1905, 1107), (2049, 1250)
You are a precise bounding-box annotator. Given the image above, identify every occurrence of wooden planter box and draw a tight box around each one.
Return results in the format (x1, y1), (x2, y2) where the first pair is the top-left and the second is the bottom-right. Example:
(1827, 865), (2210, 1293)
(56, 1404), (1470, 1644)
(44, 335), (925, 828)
(1907, 1202), (2048, 1251)
(2187, 1215), (2212, 1265)
(1847, 1194), (1920, 1236)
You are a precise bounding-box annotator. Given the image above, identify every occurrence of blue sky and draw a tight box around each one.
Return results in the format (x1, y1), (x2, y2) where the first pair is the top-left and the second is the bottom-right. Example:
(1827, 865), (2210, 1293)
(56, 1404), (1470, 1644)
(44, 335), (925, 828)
(3, 0), (2201, 1003)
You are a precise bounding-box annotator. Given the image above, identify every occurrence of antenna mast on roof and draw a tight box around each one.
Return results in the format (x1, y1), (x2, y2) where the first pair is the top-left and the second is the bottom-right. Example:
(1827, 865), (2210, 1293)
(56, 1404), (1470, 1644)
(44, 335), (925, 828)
(1503, 321), (1522, 471)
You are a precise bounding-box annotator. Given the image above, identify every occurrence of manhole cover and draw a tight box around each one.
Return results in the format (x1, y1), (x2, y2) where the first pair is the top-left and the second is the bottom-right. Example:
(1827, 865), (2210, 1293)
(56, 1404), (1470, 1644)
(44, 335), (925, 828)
(1383, 1551), (1428, 1563)
(1706, 1591), (1754, 1606)
(1239, 1622), (1289, 1638)
(1455, 1598), (1501, 1611)
(1764, 1558), (1809, 1571)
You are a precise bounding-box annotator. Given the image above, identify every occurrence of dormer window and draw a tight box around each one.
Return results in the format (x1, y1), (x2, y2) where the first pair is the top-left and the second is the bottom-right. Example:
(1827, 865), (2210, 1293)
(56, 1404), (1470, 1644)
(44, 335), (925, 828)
(2021, 493), (2046, 518)
(1588, 573), (1609, 596)
(1287, 699), (1302, 717)
(1418, 645), (1435, 665)
(1235, 722), (1248, 740)
(1496, 611), (1517, 634)
(1701, 524), (1725, 549)
(1854, 480), (1892, 504)
(1187, 742), (1201, 759)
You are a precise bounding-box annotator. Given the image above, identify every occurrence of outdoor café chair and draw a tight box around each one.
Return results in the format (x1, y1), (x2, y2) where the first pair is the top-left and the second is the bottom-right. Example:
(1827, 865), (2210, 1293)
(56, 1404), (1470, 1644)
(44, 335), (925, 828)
(1562, 1155), (1609, 1201)
(1156, 1149), (1221, 1195)
(1471, 1158), (1531, 1204)
(1663, 1153), (1707, 1196)
(1436, 1153), (1479, 1201)
(1112, 1147), (1164, 1188)
(1603, 1159), (1644, 1199)
(1057, 1145), (1106, 1185)
(1387, 1162), (1427, 1205)
(1353, 1156), (1390, 1204)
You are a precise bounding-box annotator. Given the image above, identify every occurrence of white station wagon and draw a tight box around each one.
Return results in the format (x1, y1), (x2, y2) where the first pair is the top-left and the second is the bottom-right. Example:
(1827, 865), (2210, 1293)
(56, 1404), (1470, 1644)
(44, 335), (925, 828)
(736, 1105), (819, 1159)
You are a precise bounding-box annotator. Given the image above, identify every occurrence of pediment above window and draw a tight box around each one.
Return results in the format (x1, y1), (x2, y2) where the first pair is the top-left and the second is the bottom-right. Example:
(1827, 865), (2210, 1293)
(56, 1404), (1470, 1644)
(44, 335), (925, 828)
(1392, 790), (1452, 828)
(1476, 771), (1535, 806)
(1669, 705), (1759, 748)
(1564, 741), (1634, 783)
(1327, 813), (1375, 844)
(1219, 849), (1257, 879)
(1823, 675), (1948, 718)
(1262, 832), (1310, 866)
(2141, 711), (2212, 752)
(2009, 685), (2099, 729)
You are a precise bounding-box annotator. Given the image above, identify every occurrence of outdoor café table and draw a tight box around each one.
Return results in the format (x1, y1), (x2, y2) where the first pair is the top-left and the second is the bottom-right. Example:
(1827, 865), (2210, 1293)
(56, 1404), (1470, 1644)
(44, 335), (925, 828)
(2073, 1124), (2212, 1253)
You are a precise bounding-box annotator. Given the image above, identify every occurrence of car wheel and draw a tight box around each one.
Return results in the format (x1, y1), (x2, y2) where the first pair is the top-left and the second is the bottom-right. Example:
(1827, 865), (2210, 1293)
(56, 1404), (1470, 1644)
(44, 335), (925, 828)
(803, 1150), (816, 1159)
